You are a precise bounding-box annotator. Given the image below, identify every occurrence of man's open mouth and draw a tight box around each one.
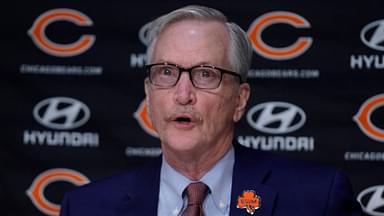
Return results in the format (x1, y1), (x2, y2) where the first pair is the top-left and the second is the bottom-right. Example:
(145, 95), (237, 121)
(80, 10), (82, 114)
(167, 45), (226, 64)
(175, 116), (192, 123)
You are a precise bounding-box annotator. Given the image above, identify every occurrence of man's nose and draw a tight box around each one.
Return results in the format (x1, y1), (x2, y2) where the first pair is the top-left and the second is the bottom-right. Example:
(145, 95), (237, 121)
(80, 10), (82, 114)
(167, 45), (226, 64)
(174, 72), (196, 105)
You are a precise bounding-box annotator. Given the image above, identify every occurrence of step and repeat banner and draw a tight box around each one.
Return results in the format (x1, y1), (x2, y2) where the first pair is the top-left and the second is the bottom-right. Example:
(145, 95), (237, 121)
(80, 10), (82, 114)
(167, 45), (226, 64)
(1, 0), (384, 215)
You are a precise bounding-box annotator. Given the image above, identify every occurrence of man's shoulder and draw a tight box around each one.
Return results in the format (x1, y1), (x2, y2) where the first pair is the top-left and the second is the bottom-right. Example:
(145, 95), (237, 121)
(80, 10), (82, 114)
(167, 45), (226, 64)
(68, 170), (135, 198)
(59, 158), (162, 215)
(234, 144), (346, 182)
(64, 157), (162, 201)
(232, 147), (362, 215)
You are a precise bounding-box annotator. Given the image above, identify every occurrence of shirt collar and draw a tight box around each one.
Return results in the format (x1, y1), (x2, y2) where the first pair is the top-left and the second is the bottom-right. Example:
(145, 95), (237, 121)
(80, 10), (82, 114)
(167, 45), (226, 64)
(201, 147), (234, 214)
(160, 146), (234, 214)
(160, 156), (190, 214)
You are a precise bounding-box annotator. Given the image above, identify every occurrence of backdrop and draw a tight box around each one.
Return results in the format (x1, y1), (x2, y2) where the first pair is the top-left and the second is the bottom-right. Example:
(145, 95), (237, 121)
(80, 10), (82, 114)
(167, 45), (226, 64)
(1, 0), (384, 215)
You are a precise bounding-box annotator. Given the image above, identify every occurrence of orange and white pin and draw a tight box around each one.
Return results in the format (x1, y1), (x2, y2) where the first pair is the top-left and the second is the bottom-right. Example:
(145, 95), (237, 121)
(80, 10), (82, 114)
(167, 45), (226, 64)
(236, 190), (261, 215)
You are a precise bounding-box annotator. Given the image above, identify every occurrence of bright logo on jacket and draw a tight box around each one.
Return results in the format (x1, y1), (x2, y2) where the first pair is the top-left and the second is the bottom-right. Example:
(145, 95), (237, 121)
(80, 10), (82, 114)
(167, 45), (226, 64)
(354, 94), (384, 142)
(248, 11), (312, 60)
(26, 168), (90, 216)
(237, 190), (261, 215)
(28, 8), (95, 57)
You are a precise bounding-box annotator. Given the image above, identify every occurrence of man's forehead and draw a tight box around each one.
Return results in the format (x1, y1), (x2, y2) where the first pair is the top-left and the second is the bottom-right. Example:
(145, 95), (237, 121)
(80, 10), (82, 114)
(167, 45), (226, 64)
(159, 19), (228, 37)
(153, 19), (230, 65)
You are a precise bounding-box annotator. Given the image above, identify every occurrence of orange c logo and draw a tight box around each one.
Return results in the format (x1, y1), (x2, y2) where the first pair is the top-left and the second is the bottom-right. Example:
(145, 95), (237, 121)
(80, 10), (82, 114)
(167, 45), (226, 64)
(134, 99), (159, 138)
(354, 94), (384, 142)
(248, 11), (312, 60)
(28, 8), (95, 57)
(26, 168), (90, 216)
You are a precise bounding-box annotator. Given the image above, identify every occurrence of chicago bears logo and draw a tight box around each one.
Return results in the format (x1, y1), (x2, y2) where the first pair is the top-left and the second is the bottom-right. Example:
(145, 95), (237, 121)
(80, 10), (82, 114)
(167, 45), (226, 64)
(354, 94), (384, 142)
(134, 99), (158, 137)
(26, 168), (90, 216)
(248, 11), (312, 60)
(28, 8), (95, 57)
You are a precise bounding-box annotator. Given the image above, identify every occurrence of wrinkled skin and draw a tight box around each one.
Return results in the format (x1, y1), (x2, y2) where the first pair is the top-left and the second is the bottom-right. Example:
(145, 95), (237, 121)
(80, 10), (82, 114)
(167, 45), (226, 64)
(145, 19), (250, 180)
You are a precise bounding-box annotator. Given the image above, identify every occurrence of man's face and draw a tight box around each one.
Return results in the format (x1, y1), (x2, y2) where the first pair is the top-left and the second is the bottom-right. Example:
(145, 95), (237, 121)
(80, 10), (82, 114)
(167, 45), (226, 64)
(145, 19), (250, 159)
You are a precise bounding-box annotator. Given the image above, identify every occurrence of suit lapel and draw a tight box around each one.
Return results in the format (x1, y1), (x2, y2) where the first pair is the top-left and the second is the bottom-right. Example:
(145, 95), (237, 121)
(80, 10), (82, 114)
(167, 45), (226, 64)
(114, 147), (278, 215)
(116, 157), (162, 215)
(230, 146), (277, 216)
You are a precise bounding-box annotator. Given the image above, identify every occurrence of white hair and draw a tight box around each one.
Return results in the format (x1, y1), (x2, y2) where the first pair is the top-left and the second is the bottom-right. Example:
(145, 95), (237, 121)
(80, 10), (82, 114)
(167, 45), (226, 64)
(146, 5), (252, 81)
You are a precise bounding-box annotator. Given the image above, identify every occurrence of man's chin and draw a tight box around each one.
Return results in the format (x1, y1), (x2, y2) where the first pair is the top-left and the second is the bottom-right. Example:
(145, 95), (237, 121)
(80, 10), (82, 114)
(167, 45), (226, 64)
(162, 139), (202, 154)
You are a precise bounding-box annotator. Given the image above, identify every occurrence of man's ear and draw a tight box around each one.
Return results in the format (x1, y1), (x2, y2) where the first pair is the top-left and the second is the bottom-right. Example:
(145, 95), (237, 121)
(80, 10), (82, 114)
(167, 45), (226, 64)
(233, 83), (250, 122)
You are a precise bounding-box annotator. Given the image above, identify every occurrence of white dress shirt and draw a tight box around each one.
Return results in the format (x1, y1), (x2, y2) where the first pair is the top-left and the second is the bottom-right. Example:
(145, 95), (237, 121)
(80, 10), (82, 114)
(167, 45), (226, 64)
(157, 147), (235, 216)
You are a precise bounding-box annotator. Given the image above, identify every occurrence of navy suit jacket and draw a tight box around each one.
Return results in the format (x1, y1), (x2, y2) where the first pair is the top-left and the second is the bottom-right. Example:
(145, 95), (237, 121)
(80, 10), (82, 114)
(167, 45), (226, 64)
(60, 146), (362, 215)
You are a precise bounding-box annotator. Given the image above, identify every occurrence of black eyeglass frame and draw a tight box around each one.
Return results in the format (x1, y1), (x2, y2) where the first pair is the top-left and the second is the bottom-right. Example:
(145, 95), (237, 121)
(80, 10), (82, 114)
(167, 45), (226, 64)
(145, 62), (243, 89)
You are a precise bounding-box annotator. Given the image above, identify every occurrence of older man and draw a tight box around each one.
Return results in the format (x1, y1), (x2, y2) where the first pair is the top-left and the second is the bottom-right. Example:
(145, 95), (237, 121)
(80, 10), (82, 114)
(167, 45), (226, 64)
(60, 5), (362, 216)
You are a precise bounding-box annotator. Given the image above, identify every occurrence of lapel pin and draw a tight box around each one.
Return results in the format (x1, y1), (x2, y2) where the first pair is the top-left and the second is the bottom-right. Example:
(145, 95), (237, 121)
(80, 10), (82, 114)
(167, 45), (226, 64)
(236, 190), (261, 215)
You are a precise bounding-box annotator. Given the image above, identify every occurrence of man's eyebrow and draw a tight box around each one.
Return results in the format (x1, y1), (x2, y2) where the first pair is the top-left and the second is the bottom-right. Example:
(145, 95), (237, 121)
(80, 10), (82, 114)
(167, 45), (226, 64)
(151, 60), (177, 65)
(151, 60), (216, 68)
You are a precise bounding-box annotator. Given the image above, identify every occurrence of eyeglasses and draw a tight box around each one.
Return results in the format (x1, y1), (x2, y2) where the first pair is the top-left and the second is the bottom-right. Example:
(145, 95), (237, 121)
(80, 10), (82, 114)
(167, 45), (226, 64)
(145, 62), (242, 89)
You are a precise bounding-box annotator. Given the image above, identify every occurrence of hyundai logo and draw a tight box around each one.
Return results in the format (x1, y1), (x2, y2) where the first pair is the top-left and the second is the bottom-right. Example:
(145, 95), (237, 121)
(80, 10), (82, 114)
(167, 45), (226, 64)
(357, 185), (384, 216)
(361, 19), (384, 51)
(33, 97), (90, 130)
(247, 102), (306, 134)
(139, 22), (152, 46)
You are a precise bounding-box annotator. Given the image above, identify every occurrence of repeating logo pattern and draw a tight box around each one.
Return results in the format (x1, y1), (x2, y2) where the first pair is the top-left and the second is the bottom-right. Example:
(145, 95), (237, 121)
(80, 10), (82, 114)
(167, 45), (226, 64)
(138, 21), (152, 47)
(33, 97), (91, 130)
(28, 8), (95, 57)
(361, 19), (384, 51)
(350, 19), (384, 69)
(247, 101), (306, 134)
(248, 11), (312, 60)
(134, 99), (158, 137)
(26, 168), (90, 216)
(354, 94), (384, 142)
(358, 185), (384, 216)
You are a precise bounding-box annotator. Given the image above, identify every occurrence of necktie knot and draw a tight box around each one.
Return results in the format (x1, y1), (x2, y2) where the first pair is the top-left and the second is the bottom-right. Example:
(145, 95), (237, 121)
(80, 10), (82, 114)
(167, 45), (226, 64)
(182, 182), (208, 216)
(185, 182), (208, 205)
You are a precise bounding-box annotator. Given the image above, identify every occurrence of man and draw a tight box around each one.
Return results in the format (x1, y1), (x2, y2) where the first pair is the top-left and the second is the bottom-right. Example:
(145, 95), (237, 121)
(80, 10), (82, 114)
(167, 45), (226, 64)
(60, 5), (362, 216)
